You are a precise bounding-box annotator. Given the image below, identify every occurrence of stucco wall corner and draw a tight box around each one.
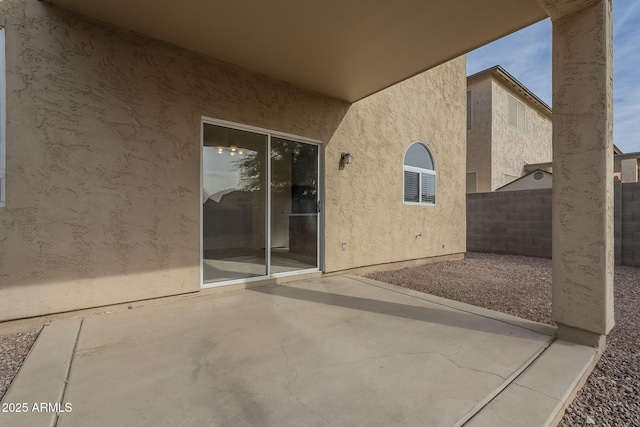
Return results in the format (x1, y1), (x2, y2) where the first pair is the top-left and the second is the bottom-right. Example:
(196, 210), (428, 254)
(324, 56), (467, 273)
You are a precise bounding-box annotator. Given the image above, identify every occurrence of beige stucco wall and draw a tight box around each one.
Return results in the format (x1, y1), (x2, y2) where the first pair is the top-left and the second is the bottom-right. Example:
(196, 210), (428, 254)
(324, 57), (467, 272)
(0, 0), (348, 320)
(491, 80), (552, 190)
(0, 0), (466, 320)
(466, 77), (493, 192)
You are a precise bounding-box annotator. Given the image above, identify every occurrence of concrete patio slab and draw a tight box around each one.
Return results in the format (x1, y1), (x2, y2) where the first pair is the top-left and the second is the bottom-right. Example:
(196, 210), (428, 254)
(0, 275), (589, 427)
(465, 340), (599, 427)
(1, 317), (82, 427)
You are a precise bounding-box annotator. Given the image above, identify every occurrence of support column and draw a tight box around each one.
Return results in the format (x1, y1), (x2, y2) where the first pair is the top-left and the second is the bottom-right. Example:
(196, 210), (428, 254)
(540, 0), (614, 346)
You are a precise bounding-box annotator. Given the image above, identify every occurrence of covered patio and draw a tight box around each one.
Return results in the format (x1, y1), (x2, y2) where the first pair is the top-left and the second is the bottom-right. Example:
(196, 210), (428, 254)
(0, 0), (616, 424)
(2, 276), (598, 426)
(44, 0), (615, 346)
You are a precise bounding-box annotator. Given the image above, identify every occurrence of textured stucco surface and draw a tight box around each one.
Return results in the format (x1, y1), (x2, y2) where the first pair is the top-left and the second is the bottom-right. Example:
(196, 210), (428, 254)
(466, 78), (493, 193)
(551, 0), (614, 335)
(490, 81), (552, 191)
(324, 57), (467, 272)
(0, 0), (466, 320)
(0, 0), (348, 320)
(466, 74), (552, 193)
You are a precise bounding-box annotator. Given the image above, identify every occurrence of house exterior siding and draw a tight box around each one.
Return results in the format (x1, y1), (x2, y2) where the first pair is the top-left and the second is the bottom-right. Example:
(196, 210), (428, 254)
(490, 80), (552, 191)
(325, 57), (467, 272)
(466, 67), (552, 193)
(466, 77), (493, 193)
(0, 0), (466, 320)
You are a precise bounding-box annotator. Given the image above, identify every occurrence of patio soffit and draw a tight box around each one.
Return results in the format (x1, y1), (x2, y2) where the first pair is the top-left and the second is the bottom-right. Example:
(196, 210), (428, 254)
(46, 0), (548, 102)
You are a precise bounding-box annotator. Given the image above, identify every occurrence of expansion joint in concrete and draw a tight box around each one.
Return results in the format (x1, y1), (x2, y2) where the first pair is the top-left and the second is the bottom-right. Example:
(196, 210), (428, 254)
(54, 317), (84, 427)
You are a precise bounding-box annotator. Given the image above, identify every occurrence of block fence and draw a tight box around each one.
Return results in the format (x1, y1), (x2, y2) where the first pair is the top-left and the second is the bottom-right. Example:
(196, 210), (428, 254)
(466, 182), (640, 267)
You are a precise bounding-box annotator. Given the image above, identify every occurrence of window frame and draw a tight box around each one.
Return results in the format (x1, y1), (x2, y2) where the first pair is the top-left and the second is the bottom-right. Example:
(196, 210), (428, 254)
(466, 90), (472, 131)
(402, 141), (436, 206)
(0, 28), (6, 207)
(507, 94), (526, 133)
(466, 171), (477, 194)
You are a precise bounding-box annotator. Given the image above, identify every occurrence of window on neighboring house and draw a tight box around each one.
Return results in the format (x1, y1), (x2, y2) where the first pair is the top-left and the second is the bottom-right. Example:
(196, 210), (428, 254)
(403, 142), (436, 205)
(507, 94), (525, 132)
(467, 90), (472, 131)
(0, 28), (5, 207)
(466, 172), (477, 194)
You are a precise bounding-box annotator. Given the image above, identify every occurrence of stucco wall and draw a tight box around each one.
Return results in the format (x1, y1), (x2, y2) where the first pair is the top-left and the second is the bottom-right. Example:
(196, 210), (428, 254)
(491, 80), (552, 191)
(466, 78), (493, 192)
(0, 0), (348, 320)
(0, 0), (466, 320)
(324, 57), (467, 272)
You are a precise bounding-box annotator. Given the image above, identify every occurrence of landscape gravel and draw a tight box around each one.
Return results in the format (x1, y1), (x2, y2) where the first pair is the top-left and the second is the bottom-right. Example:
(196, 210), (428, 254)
(367, 252), (640, 427)
(0, 330), (40, 401)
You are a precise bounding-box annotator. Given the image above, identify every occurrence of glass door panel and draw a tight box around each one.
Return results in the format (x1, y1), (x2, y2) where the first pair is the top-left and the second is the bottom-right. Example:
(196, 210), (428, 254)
(202, 124), (267, 283)
(270, 138), (319, 273)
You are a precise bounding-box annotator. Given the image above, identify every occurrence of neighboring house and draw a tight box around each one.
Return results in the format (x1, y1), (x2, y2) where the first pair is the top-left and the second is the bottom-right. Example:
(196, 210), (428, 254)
(618, 155), (640, 182)
(495, 169), (553, 192)
(466, 66), (552, 193)
(606, 145), (640, 183)
(0, 0), (468, 321)
(523, 144), (640, 183)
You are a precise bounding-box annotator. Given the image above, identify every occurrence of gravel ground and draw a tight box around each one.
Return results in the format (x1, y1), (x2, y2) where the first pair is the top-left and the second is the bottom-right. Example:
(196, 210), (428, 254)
(367, 252), (640, 427)
(0, 330), (40, 401)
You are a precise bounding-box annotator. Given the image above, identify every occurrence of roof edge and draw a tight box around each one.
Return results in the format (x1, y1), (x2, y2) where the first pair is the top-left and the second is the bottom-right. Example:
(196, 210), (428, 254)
(468, 65), (552, 117)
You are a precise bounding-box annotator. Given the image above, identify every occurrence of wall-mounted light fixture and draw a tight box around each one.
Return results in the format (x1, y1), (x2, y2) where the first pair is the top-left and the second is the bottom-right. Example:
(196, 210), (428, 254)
(339, 152), (353, 170)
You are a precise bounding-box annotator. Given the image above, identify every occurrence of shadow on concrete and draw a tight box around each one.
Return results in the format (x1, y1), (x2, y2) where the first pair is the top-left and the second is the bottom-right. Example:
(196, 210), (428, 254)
(251, 281), (548, 339)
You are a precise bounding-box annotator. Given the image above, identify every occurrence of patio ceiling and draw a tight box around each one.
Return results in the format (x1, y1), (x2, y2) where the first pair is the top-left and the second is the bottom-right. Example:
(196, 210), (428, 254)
(47, 0), (548, 102)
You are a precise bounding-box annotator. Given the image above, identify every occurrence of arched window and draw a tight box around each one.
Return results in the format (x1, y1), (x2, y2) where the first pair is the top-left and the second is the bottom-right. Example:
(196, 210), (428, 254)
(403, 142), (436, 205)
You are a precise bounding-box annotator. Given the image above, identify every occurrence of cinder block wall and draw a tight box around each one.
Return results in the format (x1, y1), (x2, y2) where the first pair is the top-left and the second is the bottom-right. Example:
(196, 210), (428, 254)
(467, 184), (640, 267)
(615, 182), (622, 264)
(466, 189), (552, 258)
(621, 182), (640, 267)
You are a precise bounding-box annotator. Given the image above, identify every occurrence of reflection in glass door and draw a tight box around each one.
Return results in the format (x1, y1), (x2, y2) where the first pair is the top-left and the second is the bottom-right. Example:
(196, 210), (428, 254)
(202, 122), (319, 285)
(270, 138), (318, 273)
(202, 124), (267, 284)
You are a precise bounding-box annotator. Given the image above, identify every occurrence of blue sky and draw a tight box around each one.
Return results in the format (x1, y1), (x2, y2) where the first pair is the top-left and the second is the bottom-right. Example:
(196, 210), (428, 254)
(467, 0), (640, 153)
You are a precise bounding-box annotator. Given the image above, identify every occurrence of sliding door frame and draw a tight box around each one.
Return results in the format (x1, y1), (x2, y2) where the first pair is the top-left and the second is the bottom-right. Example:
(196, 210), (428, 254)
(200, 117), (324, 289)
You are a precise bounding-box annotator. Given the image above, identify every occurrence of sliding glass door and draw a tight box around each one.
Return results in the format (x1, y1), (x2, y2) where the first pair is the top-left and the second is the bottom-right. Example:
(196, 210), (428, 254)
(202, 125), (267, 283)
(270, 138), (318, 274)
(202, 121), (319, 286)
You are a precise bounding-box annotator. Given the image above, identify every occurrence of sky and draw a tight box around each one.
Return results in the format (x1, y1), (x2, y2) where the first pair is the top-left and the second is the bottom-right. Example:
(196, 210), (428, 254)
(466, 0), (640, 153)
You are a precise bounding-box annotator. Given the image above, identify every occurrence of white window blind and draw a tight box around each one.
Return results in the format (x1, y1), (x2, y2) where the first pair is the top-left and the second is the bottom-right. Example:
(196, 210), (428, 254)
(404, 171), (419, 203)
(507, 95), (526, 132)
(421, 173), (435, 204)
